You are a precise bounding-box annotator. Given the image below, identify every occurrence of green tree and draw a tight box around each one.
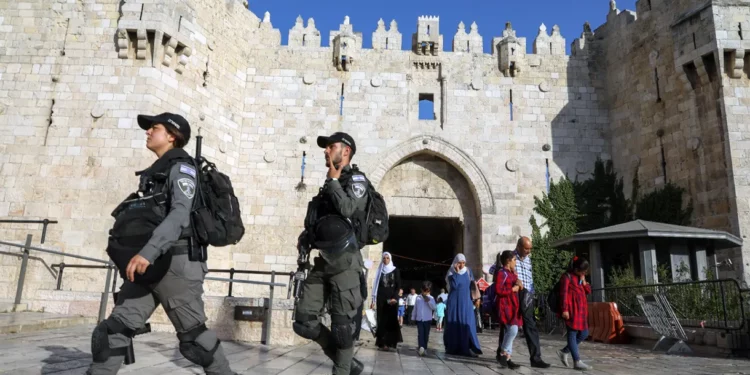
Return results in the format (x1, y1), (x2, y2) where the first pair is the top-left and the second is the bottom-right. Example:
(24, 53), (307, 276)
(574, 159), (632, 232)
(634, 182), (693, 225)
(530, 177), (579, 294)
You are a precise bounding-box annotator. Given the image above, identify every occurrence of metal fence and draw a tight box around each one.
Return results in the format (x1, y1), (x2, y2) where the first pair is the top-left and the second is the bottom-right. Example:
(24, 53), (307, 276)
(588, 278), (746, 331)
(0, 233), (288, 345)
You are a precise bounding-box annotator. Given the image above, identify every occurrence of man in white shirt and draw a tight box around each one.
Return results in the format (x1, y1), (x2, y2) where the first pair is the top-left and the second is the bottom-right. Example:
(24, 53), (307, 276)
(405, 288), (418, 326)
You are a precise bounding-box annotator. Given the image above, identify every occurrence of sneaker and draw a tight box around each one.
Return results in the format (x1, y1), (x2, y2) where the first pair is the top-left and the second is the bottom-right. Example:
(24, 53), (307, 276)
(507, 360), (521, 370)
(557, 350), (570, 367)
(418, 347), (425, 356)
(574, 360), (592, 371)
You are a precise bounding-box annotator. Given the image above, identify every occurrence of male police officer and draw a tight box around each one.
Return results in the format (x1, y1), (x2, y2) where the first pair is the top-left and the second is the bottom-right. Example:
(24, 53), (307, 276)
(87, 113), (235, 375)
(294, 132), (369, 375)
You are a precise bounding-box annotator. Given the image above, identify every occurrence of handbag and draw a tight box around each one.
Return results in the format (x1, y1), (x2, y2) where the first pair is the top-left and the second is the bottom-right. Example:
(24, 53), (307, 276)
(363, 308), (377, 337)
(469, 270), (481, 301)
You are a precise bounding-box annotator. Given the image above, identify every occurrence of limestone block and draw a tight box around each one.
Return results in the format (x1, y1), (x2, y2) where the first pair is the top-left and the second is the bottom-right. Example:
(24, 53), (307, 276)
(135, 29), (147, 60)
(116, 29), (129, 59)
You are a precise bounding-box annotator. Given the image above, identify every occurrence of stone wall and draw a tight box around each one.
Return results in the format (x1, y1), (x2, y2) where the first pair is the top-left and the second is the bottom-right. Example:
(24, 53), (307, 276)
(0, 0), (611, 303)
(593, 0), (750, 279)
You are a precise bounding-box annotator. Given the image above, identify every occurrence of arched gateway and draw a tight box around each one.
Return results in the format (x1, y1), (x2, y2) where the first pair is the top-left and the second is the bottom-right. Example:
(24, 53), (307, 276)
(368, 135), (495, 291)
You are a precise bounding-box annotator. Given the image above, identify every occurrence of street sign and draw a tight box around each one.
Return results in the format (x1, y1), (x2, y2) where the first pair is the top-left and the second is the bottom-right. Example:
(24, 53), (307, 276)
(476, 277), (490, 291)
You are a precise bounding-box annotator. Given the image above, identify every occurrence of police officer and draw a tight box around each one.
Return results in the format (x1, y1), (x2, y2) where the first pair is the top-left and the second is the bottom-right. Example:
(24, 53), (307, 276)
(294, 132), (369, 375)
(87, 113), (235, 375)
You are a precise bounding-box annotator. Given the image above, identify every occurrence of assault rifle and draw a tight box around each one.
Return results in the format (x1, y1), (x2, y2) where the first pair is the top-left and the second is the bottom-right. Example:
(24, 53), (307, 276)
(289, 239), (312, 320)
(188, 135), (208, 262)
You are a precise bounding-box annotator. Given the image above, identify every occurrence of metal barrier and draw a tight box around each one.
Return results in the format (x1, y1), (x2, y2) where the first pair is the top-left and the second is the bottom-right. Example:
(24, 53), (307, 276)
(589, 278), (745, 331)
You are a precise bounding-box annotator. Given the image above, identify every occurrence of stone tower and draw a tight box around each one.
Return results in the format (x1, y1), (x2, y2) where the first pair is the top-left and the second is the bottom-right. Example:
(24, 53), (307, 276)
(413, 15), (442, 55)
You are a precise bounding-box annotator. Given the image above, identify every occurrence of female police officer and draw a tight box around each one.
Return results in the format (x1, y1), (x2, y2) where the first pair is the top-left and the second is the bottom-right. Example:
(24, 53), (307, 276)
(87, 113), (234, 375)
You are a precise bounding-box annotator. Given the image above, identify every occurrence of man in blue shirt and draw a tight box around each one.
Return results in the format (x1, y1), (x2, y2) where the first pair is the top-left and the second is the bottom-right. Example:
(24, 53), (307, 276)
(508, 237), (551, 368)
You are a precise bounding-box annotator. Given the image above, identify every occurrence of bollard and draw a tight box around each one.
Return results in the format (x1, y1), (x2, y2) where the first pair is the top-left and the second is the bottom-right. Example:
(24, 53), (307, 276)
(264, 271), (276, 346)
(56, 263), (65, 290)
(228, 268), (235, 297)
(98, 264), (114, 323)
(14, 234), (33, 306)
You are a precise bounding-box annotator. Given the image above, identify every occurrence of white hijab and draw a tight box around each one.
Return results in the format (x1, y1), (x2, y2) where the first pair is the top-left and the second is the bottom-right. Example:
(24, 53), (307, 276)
(445, 253), (468, 292)
(372, 252), (396, 302)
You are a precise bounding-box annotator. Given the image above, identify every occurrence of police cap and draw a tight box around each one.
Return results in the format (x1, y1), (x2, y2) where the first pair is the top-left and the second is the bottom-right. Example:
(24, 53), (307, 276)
(137, 112), (191, 145)
(317, 132), (356, 155)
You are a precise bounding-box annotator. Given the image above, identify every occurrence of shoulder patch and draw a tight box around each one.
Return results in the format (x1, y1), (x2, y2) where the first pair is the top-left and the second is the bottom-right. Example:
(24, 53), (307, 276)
(351, 182), (366, 198)
(352, 175), (366, 182)
(177, 178), (196, 199)
(179, 164), (196, 178)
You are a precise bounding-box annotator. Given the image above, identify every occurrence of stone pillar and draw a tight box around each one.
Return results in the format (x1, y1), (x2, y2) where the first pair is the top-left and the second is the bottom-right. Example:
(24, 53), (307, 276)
(669, 243), (691, 281)
(694, 245), (708, 280)
(639, 239), (659, 284)
(589, 241), (605, 302)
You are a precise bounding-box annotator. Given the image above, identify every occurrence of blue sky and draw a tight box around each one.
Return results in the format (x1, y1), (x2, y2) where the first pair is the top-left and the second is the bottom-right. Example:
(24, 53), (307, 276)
(248, 0), (638, 54)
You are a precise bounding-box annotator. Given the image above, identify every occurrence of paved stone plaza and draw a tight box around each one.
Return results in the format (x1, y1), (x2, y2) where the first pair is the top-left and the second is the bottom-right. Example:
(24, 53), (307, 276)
(1, 322), (749, 375)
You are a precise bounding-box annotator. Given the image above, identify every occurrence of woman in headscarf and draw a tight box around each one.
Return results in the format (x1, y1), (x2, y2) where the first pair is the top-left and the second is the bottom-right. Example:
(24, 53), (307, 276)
(371, 252), (403, 351)
(443, 253), (483, 357)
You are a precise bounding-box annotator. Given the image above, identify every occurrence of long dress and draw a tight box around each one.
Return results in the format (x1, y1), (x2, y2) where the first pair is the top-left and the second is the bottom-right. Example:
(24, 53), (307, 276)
(443, 270), (483, 356)
(375, 268), (403, 348)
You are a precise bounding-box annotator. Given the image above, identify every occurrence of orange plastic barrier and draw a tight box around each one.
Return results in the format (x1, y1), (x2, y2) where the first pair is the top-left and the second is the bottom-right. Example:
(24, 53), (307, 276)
(586, 302), (629, 344)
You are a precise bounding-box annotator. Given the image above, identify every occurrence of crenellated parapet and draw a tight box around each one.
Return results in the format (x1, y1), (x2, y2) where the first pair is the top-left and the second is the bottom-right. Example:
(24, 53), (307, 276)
(533, 24), (565, 56)
(288, 16), (321, 48)
(571, 22), (594, 58)
(453, 22), (483, 54)
(372, 19), (402, 51)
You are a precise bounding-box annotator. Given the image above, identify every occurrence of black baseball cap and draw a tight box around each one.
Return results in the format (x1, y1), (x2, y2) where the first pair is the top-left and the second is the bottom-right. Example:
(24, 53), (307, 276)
(317, 132), (356, 155)
(137, 112), (191, 145)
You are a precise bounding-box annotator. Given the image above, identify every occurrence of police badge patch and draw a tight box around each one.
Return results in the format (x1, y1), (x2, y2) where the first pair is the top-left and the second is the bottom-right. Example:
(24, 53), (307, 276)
(352, 183), (366, 198)
(177, 178), (196, 199)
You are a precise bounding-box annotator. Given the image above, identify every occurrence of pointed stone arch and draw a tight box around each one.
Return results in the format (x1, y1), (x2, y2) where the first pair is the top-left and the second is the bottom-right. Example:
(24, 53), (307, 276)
(369, 135), (496, 215)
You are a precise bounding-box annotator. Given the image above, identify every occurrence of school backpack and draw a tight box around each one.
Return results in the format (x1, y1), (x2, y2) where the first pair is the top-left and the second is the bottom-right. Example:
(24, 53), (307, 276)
(546, 273), (571, 314)
(486, 270), (509, 317)
(190, 157), (245, 247)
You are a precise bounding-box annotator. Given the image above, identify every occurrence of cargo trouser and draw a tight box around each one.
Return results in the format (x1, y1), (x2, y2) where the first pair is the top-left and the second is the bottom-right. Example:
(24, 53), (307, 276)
(295, 252), (363, 374)
(87, 254), (233, 375)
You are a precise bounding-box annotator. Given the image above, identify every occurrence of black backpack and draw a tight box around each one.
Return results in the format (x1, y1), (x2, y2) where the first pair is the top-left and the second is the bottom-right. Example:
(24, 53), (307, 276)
(190, 158), (245, 247)
(362, 181), (389, 245)
(547, 273), (571, 314)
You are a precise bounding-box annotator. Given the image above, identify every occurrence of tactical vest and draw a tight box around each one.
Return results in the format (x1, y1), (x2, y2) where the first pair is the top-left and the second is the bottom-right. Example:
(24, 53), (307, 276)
(106, 148), (193, 284)
(304, 166), (368, 249)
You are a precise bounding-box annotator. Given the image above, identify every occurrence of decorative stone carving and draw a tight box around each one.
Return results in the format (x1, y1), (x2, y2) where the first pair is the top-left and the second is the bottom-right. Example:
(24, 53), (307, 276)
(163, 37), (178, 67)
(539, 80), (550, 92)
(470, 74), (483, 90)
(175, 47), (191, 74)
(506, 159), (518, 172)
(264, 150), (276, 163)
(299, 136), (307, 144)
(576, 160), (589, 174)
(219, 142), (227, 153)
(303, 74), (316, 85)
(688, 137), (701, 150)
(91, 104), (105, 118)
(371, 77), (382, 87)
(199, 113), (206, 121)
(135, 29), (148, 60)
(727, 50), (746, 79)
(116, 29), (129, 59)
(542, 143), (551, 151)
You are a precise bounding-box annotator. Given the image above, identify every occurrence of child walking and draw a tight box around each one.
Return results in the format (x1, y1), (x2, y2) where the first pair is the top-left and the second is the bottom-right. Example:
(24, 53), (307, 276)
(557, 256), (592, 371)
(495, 250), (522, 370)
(411, 281), (437, 356)
(397, 289), (406, 327)
(435, 297), (446, 332)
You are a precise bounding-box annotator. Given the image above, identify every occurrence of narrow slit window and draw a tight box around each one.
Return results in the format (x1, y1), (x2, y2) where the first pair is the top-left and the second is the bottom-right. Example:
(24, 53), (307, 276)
(654, 68), (662, 102)
(302, 34), (306, 46)
(692, 33), (697, 49)
(683, 62), (699, 89)
(550, 42), (553, 54)
(509, 89), (514, 121)
(466, 41), (470, 52)
(418, 93), (435, 120)
(427, 25), (431, 35)
(647, 0), (652, 10)
(702, 53), (718, 82)
(740, 23), (744, 40)
(385, 37), (389, 49)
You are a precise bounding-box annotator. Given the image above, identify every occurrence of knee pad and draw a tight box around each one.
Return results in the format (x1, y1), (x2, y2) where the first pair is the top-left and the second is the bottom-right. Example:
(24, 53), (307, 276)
(177, 324), (219, 367)
(330, 315), (354, 349)
(293, 320), (322, 341)
(91, 318), (135, 363)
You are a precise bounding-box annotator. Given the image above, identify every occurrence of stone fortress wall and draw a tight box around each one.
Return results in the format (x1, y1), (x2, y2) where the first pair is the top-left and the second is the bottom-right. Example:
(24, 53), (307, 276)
(0, 0), (748, 329)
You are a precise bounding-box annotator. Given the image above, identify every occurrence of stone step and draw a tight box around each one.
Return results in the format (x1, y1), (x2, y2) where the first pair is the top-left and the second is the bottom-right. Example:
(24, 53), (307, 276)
(0, 312), (95, 335)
